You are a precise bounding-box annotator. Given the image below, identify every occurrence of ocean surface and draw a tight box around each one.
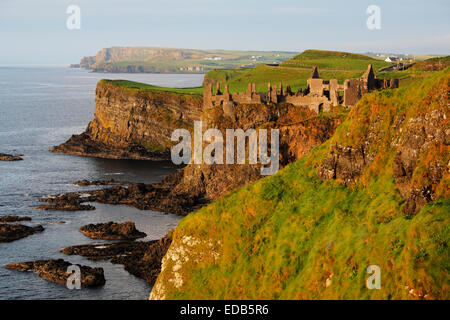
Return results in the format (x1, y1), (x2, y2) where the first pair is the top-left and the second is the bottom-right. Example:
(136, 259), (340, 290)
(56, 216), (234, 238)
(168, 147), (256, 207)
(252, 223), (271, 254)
(0, 67), (204, 300)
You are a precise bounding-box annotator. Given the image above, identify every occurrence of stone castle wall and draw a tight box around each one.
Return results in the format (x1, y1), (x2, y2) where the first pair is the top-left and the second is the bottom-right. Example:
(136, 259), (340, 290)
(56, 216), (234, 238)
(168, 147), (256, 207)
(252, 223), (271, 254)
(203, 65), (399, 115)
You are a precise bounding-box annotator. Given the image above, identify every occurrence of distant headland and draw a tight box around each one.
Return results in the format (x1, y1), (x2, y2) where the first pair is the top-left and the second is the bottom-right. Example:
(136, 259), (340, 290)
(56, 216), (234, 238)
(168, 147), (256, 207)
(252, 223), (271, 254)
(71, 47), (298, 74)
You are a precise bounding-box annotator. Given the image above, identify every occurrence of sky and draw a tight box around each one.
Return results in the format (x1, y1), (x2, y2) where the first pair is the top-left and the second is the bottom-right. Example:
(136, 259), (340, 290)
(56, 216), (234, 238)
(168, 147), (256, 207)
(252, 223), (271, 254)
(0, 0), (449, 65)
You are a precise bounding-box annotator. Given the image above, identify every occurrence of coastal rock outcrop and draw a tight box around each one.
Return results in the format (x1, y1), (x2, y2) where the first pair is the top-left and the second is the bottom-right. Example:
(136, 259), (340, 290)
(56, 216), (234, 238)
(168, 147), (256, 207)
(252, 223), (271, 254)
(111, 235), (172, 285)
(74, 179), (124, 186)
(5, 259), (105, 287)
(61, 235), (171, 285)
(36, 196), (95, 211)
(37, 182), (190, 214)
(0, 153), (23, 161)
(0, 216), (32, 223)
(50, 80), (202, 160)
(0, 224), (44, 243)
(79, 221), (147, 240)
(150, 235), (219, 300)
(61, 241), (150, 260)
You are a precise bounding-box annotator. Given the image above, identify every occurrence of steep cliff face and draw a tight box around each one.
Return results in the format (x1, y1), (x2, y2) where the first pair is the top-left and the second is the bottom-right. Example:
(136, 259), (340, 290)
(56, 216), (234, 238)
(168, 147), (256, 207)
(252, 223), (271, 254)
(318, 68), (449, 215)
(151, 68), (449, 300)
(50, 80), (203, 160)
(144, 103), (344, 215)
(77, 47), (296, 74)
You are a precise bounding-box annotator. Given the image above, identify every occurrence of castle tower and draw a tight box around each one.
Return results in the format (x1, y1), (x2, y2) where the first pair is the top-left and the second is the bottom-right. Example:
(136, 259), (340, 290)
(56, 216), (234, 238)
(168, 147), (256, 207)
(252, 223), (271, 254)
(216, 82), (222, 95)
(389, 78), (399, 89)
(343, 79), (362, 108)
(311, 66), (320, 79)
(223, 84), (230, 101)
(203, 83), (213, 109)
(272, 85), (278, 103)
(307, 66), (324, 96)
(362, 64), (376, 91)
(265, 82), (279, 103)
(278, 82), (283, 95)
(329, 79), (339, 107)
(285, 85), (292, 95)
(247, 82), (252, 95)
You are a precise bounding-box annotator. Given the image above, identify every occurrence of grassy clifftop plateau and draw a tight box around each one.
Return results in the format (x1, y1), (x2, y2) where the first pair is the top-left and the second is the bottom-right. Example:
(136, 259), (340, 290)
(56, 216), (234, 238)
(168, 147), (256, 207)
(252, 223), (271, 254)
(204, 50), (394, 93)
(151, 68), (449, 300)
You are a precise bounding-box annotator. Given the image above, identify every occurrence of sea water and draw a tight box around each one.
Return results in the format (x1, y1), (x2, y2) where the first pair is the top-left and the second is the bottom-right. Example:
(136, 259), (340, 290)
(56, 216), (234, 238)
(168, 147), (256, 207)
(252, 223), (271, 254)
(0, 66), (204, 299)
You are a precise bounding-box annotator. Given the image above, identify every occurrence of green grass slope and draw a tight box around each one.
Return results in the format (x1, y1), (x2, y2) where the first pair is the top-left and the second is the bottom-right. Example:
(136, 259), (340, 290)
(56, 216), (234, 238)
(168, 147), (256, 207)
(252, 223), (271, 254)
(154, 68), (449, 300)
(100, 79), (204, 95)
(204, 50), (393, 93)
(281, 49), (390, 71)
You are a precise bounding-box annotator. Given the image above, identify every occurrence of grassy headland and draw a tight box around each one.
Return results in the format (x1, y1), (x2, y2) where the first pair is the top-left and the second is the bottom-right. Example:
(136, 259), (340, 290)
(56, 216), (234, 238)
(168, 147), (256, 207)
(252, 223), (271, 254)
(153, 67), (449, 300)
(100, 79), (204, 95)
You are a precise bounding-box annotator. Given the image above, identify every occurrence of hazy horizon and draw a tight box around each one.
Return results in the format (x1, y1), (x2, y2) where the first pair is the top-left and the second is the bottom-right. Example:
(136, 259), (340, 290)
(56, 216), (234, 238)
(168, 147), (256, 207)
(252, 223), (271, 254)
(1, 0), (449, 65)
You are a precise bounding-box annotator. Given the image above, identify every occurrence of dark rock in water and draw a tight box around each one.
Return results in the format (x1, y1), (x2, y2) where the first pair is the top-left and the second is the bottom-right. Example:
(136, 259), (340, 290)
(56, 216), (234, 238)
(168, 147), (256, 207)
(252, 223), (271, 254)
(38, 179), (205, 216)
(74, 179), (125, 186)
(0, 153), (23, 161)
(61, 234), (172, 285)
(79, 221), (147, 240)
(0, 216), (32, 223)
(36, 203), (95, 211)
(36, 193), (96, 211)
(61, 241), (151, 260)
(111, 235), (172, 285)
(49, 131), (170, 161)
(0, 224), (44, 243)
(5, 259), (105, 288)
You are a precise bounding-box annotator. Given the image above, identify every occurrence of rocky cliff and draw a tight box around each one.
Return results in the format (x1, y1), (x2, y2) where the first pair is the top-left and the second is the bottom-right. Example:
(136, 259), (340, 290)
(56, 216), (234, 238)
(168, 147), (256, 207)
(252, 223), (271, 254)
(50, 80), (203, 160)
(45, 85), (344, 289)
(153, 103), (344, 214)
(51, 79), (344, 214)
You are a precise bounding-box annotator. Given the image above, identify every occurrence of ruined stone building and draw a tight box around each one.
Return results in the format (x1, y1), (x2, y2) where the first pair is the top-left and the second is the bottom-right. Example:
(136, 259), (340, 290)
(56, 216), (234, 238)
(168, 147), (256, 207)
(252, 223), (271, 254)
(203, 65), (399, 115)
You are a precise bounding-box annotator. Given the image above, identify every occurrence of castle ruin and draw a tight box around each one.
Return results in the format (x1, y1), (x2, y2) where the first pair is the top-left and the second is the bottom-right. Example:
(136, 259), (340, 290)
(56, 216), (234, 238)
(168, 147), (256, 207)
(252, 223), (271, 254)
(203, 65), (399, 115)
